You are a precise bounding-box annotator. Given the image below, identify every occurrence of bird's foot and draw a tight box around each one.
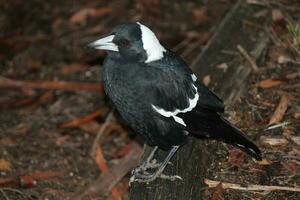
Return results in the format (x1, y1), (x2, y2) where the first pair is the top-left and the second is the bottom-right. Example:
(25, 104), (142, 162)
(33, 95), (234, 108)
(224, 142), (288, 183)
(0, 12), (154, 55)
(129, 145), (180, 185)
(131, 159), (160, 175)
(131, 159), (174, 176)
(130, 171), (182, 184)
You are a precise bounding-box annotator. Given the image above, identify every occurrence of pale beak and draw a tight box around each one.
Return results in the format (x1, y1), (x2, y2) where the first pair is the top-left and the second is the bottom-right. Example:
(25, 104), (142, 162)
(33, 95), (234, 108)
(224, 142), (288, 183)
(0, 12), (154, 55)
(88, 34), (118, 52)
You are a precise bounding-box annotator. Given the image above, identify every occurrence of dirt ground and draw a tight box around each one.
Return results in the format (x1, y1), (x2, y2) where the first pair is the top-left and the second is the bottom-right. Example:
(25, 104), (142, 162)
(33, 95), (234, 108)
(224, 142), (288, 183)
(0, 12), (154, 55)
(0, 0), (299, 199)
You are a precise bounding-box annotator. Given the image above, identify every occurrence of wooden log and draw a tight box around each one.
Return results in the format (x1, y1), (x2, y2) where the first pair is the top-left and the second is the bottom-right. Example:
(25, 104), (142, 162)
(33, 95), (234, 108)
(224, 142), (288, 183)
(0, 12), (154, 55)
(130, 0), (269, 199)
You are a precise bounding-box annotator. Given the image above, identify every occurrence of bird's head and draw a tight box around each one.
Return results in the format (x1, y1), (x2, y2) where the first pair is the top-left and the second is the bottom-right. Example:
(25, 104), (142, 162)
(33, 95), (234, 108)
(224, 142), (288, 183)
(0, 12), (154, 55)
(88, 22), (166, 63)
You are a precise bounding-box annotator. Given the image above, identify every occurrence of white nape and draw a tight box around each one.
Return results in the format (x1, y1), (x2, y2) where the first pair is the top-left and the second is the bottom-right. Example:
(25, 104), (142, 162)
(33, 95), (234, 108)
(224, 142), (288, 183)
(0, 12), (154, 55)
(151, 84), (199, 127)
(137, 22), (166, 63)
(191, 74), (197, 82)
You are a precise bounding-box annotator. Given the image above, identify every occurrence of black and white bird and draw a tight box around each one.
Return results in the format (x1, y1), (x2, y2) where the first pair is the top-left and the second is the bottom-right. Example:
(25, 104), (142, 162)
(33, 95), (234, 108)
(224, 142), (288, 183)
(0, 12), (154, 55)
(88, 22), (262, 183)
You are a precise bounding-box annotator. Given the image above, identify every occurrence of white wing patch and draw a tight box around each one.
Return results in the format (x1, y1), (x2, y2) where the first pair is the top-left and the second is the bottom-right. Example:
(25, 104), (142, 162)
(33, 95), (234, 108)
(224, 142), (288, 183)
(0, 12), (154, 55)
(191, 74), (197, 81)
(137, 22), (166, 63)
(152, 84), (199, 126)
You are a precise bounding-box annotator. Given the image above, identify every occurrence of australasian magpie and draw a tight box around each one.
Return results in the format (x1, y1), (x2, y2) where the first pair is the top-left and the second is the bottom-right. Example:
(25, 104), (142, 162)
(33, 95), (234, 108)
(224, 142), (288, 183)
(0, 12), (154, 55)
(88, 22), (262, 183)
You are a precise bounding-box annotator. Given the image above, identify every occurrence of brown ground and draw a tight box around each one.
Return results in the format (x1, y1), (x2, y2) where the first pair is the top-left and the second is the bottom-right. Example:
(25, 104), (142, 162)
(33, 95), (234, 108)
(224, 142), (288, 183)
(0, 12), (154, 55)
(0, 0), (299, 199)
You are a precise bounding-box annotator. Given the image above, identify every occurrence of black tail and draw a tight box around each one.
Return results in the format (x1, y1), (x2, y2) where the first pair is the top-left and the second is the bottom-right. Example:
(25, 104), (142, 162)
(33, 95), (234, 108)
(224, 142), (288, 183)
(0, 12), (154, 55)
(185, 112), (262, 160)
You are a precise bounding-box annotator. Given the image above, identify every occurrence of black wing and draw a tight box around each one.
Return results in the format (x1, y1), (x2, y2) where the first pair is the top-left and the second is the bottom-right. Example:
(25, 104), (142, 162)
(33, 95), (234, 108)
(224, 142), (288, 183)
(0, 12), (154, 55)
(145, 51), (224, 114)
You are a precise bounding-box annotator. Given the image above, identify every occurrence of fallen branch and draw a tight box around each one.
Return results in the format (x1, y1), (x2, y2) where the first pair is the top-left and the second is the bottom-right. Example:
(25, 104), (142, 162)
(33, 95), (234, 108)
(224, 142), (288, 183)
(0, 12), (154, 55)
(204, 179), (300, 192)
(73, 142), (143, 200)
(237, 44), (259, 73)
(0, 75), (103, 93)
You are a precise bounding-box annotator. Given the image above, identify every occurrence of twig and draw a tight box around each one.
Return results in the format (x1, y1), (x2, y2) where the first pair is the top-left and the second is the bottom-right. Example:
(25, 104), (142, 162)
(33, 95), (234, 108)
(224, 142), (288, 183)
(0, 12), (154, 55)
(237, 44), (259, 73)
(204, 179), (300, 192)
(0, 188), (29, 199)
(0, 75), (103, 93)
(73, 142), (143, 200)
(0, 189), (9, 200)
(90, 110), (114, 157)
(265, 121), (290, 130)
(260, 136), (289, 146)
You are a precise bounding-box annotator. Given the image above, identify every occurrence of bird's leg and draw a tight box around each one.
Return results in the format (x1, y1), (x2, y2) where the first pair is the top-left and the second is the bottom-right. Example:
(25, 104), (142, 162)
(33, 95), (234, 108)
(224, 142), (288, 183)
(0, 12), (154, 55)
(130, 145), (181, 183)
(132, 146), (159, 174)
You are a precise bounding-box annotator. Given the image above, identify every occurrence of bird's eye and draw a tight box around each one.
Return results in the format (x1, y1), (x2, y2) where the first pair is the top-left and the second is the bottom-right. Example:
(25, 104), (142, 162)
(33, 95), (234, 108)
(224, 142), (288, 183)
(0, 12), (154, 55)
(118, 39), (130, 48)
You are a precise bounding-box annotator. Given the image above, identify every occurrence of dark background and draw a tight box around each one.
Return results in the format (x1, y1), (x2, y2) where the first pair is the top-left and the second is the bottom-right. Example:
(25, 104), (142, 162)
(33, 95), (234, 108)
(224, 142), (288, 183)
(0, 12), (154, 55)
(0, 0), (299, 199)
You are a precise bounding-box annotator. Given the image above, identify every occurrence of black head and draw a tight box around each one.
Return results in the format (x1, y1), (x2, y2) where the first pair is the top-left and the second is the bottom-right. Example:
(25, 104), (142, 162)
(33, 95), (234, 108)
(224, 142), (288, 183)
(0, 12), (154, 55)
(88, 22), (166, 63)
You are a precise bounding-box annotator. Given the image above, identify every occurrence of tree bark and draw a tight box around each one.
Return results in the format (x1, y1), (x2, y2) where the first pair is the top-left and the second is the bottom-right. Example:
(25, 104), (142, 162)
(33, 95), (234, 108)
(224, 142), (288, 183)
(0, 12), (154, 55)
(130, 0), (269, 199)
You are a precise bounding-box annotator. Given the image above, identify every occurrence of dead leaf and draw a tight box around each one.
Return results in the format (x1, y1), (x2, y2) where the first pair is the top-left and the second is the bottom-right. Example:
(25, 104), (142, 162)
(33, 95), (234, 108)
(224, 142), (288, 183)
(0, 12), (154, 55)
(211, 182), (223, 200)
(255, 79), (283, 88)
(290, 136), (300, 145)
(260, 136), (288, 146)
(72, 142), (142, 200)
(14, 123), (28, 135)
(58, 63), (88, 75)
(203, 75), (211, 86)
(0, 177), (17, 187)
(116, 181), (129, 197)
(268, 94), (290, 125)
(70, 8), (95, 24)
(272, 9), (284, 23)
(111, 187), (122, 200)
(294, 112), (300, 120)
(116, 143), (132, 157)
(95, 144), (108, 173)
(59, 106), (109, 129)
(38, 91), (54, 105)
(26, 60), (42, 70)
(20, 171), (64, 187)
(21, 86), (37, 97)
(0, 171), (64, 187)
(249, 166), (265, 173)
(185, 31), (212, 44)
(0, 75), (104, 93)
(292, 147), (300, 155)
(278, 55), (291, 64)
(0, 159), (11, 171)
(1, 137), (14, 146)
(55, 136), (70, 146)
(70, 7), (112, 25)
(0, 97), (35, 109)
(192, 7), (209, 23)
(216, 63), (228, 72)
(282, 161), (297, 175)
(256, 158), (272, 165)
(228, 149), (245, 167)
(253, 9), (268, 18)
(79, 120), (102, 134)
(85, 25), (105, 35)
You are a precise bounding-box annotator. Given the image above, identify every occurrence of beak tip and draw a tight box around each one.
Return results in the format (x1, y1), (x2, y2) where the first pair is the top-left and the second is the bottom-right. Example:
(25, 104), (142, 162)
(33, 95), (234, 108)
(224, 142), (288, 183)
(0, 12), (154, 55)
(86, 42), (96, 49)
(85, 35), (117, 51)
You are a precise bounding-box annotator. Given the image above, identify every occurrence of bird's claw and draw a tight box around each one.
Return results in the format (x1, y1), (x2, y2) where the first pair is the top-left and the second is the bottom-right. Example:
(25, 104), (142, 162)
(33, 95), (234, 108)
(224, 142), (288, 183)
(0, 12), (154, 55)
(130, 172), (182, 185)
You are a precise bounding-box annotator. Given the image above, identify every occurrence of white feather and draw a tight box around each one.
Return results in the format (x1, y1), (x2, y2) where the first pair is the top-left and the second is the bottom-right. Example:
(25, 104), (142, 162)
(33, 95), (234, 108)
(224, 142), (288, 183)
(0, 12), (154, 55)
(152, 84), (199, 127)
(191, 74), (197, 82)
(137, 22), (166, 63)
(173, 116), (186, 126)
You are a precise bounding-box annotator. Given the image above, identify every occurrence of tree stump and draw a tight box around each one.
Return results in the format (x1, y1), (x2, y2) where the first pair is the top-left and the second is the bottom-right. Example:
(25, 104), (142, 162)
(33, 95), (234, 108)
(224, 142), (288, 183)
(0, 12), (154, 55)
(130, 0), (269, 199)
